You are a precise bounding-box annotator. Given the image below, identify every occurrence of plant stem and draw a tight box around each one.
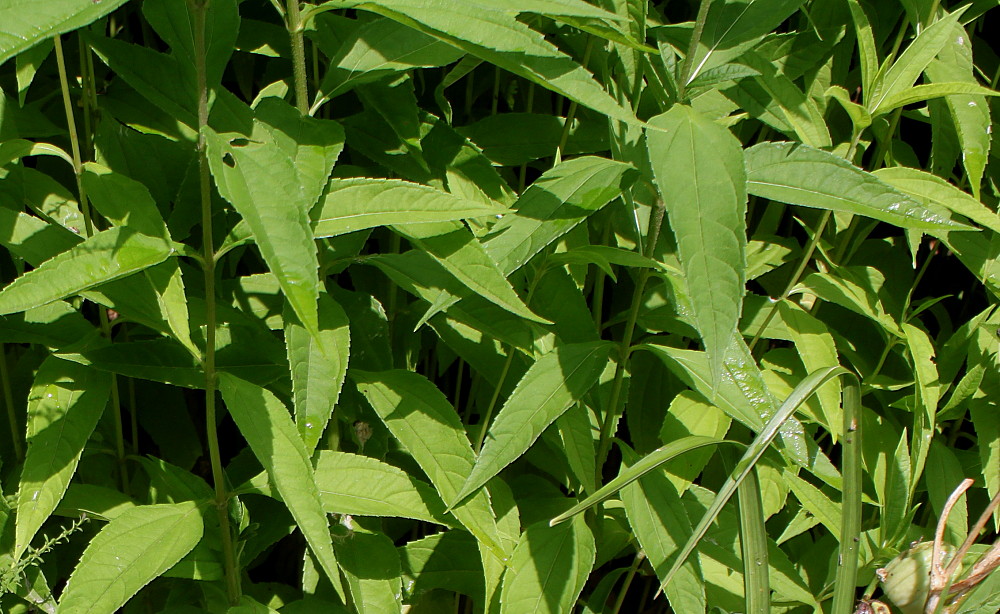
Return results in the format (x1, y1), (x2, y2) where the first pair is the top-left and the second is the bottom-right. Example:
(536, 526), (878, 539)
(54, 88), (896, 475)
(1, 347), (22, 462)
(55, 34), (130, 493)
(556, 37), (594, 161)
(191, 0), (240, 603)
(677, 0), (713, 100)
(286, 0), (309, 114)
(595, 198), (666, 483)
(611, 550), (646, 614)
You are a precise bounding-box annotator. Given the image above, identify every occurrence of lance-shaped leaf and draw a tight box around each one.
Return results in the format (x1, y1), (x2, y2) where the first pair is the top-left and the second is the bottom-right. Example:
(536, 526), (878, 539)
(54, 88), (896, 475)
(218, 373), (344, 597)
(745, 141), (973, 231)
(499, 517), (595, 614)
(452, 342), (612, 506)
(334, 531), (403, 614)
(874, 166), (1000, 234)
(0, 226), (173, 316)
(485, 156), (635, 275)
(647, 105), (748, 388)
(206, 97), (344, 335)
(352, 369), (506, 557)
(0, 0), (129, 64)
(14, 358), (111, 562)
(394, 221), (550, 324)
(319, 0), (639, 126)
(57, 502), (203, 614)
(241, 450), (453, 525)
(285, 294), (350, 454)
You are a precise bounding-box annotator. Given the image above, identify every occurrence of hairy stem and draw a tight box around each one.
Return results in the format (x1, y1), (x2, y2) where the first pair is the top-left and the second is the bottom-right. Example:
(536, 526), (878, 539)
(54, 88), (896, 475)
(191, 0), (241, 603)
(286, 0), (309, 114)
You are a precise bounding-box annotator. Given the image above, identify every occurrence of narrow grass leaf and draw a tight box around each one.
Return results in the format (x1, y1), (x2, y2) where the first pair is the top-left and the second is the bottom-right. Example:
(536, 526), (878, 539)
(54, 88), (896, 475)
(0, 0), (129, 64)
(499, 517), (595, 614)
(57, 502), (203, 614)
(14, 358), (111, 561)
(658, 366), (850, 592)
(647, 105), (748, 388)
(745, 141), (972, 231)
(549, 436), (730, 525)
(0, 227), (172, 316)
(334, 531), (402, 614)
(452, 342), (611, 507)
(285, 294), (350, 454)
(218, 373), (345, 598)
(352, 370), (505, 556)
(737, 465), (770, 614)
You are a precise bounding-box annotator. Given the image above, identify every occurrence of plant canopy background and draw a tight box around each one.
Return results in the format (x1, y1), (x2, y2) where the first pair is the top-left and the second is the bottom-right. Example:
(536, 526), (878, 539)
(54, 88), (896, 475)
(1, 0), (1000, 613)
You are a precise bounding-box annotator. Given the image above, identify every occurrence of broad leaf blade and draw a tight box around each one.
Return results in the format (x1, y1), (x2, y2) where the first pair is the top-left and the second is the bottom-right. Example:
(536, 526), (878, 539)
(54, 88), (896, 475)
(0, 0), (129, 64)
(14, 358), (111, 561)
(57, 502), (203, 614)
(499, 517), (595, 614)
(647, 105), (748, 387)
(453, 341), (612, 506)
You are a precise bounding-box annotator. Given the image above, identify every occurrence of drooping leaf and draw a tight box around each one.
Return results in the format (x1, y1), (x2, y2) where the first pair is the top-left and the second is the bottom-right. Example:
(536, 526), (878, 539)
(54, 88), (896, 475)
(207, 97), (345, 335)
(14, 358), (111, 561)
(352, 369), (506, 556)
(452, 341), (612, 506)
(499, 517), (595, 614)
(217, 373), (344, 597)
(334, 531), (402, 614)
(285, 294), (350, 453)
(647, 105), (748, 388)
(57, 502), (203, 614)
(745, 141), (973, 231)
(875, 166), (1000, 234)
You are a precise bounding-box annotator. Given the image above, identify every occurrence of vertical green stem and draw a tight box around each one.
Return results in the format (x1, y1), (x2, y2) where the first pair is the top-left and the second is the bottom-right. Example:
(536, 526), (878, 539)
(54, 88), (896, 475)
(610, 550), (646, 614)
(556, 37), (594, 160)
(286, 0), (309, 114)
(55, 34), (129, 493)
(1, 346), (23, 463)
(595, 199), (666, 483)
(677, 0), (713, 100)
(191, 0), (241, 603)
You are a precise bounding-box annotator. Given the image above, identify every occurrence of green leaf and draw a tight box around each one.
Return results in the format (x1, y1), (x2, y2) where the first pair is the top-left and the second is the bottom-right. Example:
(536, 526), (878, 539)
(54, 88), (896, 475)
(0, 301), (102, 351)
(207, 97), (345, 335)
(457, 113), (609, 166)
(57, 502), (203, 614)
(217, 373), (344, 598)
(142, 0), (239, 89)
(81, 163), (170, 241)
(395, 222), (550, 324)
(647, 105), (748, 387)
(874, 167), (1000, 234)
(683, 0), (806, 85)
(0, 226), (173, 316)
(783, 471), (842, 537)
(744, 141), (973, 231)
(550, 436), (730, 525)
(242, 450), (452, 525)
(845, 0), (879, 97)
(452, 341), (612, 506)
(499, 517), (595, 614)
(285, 294), (350, 454)
(778, 300), (841, 440)
(484, 156), (635, 275)
(873, 81), (999, 116)
(620, 447), (706, 612)
(14, 358), (111, 561)
(352, 370), (506, 556)
(333, 0), (640, 127)
(0, 0), (129, 65)
(868, 7), (966, 115)
(333, 531), (402, 614)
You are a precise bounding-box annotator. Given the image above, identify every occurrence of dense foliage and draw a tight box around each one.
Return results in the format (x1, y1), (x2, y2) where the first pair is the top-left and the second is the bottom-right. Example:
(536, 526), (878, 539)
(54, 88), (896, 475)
(1, 0), (999, 612)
